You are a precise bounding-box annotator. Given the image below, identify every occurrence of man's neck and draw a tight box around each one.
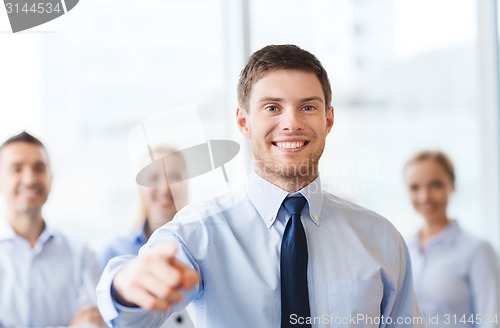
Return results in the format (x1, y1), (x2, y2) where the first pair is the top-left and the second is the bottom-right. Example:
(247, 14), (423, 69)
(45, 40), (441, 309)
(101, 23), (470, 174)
(255, 169), (318, 193)
(7, 208), (44, 247)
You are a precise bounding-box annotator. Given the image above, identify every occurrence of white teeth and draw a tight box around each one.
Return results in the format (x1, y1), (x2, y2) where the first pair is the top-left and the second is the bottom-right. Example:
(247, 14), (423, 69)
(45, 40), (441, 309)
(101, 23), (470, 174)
(276, 141), (305, 149)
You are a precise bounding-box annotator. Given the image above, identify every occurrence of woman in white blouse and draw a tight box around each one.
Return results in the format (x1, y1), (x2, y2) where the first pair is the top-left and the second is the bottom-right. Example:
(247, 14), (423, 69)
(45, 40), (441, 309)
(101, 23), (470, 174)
(404, 150), (499, 328)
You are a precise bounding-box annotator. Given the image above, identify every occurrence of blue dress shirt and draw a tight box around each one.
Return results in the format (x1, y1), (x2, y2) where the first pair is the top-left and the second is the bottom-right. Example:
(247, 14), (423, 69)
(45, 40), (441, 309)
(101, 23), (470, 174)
(99, 222), (147, 270)
(97, 172), (424, 327)
(407, 220), (500, 328)
(0, 219), (100, 327)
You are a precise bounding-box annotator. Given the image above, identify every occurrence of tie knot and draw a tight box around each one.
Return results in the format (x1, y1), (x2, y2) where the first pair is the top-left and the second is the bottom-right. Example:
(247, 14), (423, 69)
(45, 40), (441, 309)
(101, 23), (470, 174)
(282, 195), (307, 216)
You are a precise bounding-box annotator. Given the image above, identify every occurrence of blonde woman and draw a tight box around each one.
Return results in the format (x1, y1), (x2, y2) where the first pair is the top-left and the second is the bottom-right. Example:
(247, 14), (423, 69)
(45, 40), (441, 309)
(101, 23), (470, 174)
(404, 150), (499, 327)
(100, 147), (192, 327)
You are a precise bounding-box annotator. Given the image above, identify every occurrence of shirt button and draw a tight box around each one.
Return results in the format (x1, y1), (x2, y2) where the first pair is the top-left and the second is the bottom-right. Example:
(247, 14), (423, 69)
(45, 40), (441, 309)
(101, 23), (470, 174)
(313, 214), (319, 221)
(267, 216), (273, 221)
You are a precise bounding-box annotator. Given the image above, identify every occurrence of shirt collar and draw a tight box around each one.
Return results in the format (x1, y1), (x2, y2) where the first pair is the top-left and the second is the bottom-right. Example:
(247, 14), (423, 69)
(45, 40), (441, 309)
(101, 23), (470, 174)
(410, 219), (460, 251)
(424, 219), (459, 247)
(134, 221), (149, 245)
(38, 222), (56, 245)
(247, 171), (324, 228)
(0, 218), (56, 245)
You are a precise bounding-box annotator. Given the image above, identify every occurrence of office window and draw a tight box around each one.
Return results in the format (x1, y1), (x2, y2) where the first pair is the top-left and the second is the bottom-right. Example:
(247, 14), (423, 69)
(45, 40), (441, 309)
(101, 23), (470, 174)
(1, 0), (497, 248)
(250, 0), (484, 238)
(0, 0), (237, 246)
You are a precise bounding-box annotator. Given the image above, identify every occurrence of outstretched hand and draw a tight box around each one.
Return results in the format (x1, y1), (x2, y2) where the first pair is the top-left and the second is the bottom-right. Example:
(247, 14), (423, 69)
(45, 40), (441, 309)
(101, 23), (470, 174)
(112, 241), (200, 311)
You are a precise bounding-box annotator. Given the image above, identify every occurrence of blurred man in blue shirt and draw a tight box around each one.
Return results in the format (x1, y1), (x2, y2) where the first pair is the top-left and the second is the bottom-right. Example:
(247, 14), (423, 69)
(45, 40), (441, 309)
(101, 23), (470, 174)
(97, 44), (424, 327)
(0, 131), (103, 327)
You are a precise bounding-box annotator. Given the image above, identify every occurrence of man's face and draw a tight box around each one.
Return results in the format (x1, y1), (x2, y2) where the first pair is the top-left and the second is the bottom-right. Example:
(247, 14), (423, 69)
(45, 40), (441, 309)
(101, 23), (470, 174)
(237, 69), (334, 182)
(0, 142), (52, 215)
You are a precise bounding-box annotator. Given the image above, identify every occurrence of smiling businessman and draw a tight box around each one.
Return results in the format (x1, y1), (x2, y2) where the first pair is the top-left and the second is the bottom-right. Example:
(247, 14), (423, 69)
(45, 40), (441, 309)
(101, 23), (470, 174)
(0, 132), (103, 327)
(97, 44), (424, 328)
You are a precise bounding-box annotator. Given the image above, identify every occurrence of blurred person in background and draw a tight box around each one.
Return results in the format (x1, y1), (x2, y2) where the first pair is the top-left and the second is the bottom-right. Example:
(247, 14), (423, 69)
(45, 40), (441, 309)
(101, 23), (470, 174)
(99, 146), (192, 327)
(0, 131), (104, 327)
(404, 150), (500, 328)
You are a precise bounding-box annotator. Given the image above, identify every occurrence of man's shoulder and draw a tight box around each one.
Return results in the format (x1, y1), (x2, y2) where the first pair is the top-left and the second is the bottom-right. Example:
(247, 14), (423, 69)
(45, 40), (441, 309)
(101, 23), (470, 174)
(45, 226), (95, 258)
(322, 191), (388, 222)
(172, 187), (248, 225)
(321, 191), (402, 239)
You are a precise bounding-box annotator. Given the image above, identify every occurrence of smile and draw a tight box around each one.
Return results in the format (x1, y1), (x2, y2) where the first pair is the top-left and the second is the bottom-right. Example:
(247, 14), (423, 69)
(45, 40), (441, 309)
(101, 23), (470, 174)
(273, 141), (308, 149)
(18, 189), (41, 196)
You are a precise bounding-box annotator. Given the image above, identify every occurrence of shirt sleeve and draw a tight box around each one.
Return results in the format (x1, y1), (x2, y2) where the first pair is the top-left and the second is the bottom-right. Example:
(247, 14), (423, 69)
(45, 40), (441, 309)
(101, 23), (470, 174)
(468, 241), (500, 328)
(75, 246), (102, 307)
(381, 230), (425, 328)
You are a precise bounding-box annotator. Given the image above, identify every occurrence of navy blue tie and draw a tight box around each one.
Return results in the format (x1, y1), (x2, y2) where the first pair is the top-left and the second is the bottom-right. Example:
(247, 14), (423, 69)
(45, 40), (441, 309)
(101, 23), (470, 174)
(280, 195), (311, 328)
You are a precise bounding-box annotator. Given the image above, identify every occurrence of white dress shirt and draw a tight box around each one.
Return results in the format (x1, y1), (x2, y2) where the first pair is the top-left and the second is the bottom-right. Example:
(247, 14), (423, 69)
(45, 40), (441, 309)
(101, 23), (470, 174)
(98, 172), (424, 327)
(0, 219), (101, 327)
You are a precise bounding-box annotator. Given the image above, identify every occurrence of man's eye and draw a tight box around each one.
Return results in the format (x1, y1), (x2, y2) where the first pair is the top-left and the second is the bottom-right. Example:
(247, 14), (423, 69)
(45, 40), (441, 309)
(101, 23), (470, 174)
(430, 181), (443, 189)
(11, 166), (22, 173)
(264, 106), (278, 112)
(34, 165), (46, 173)
(303, 105), (315, 111)
(148, 173), (160, 182)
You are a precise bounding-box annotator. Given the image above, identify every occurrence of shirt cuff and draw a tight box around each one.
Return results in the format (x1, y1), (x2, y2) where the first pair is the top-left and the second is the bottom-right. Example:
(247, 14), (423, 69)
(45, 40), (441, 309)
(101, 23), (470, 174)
(96, 255), (146, 327)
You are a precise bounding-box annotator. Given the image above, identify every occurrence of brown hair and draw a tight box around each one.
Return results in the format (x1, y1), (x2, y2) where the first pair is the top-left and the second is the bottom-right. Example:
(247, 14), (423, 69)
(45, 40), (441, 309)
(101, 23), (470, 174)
(237, 44), (332, 110)
(0, 131), (49, 164)
(404, 150), (455, 184)
(0, 131), (45, 150)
